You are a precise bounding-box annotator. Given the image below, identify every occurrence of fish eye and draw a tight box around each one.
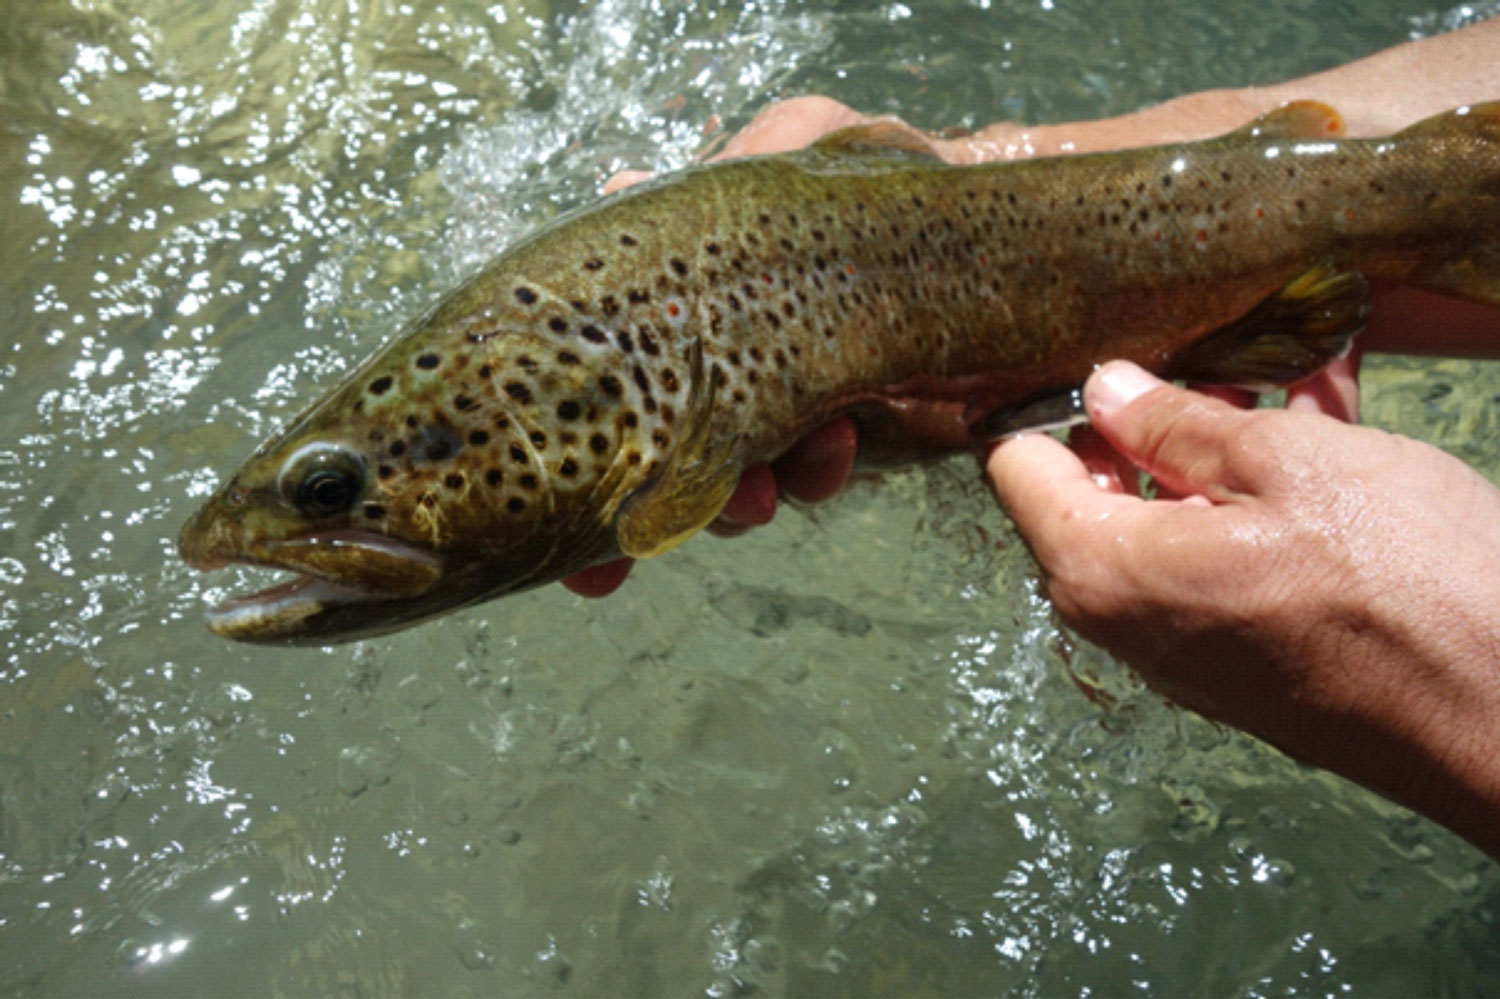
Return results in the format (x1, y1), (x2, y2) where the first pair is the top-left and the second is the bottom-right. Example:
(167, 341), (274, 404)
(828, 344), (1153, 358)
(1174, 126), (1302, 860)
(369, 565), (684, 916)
(278, 443), (366, 518)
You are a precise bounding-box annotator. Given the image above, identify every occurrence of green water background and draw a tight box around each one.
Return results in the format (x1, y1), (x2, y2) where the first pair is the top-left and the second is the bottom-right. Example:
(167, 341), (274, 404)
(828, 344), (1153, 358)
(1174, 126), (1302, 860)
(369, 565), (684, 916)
(3, 0), (1500, 994)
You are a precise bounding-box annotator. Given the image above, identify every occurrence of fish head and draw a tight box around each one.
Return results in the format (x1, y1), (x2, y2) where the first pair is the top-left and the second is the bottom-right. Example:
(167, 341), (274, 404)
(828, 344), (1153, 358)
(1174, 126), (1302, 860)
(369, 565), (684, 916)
(179, 280), (649, 644)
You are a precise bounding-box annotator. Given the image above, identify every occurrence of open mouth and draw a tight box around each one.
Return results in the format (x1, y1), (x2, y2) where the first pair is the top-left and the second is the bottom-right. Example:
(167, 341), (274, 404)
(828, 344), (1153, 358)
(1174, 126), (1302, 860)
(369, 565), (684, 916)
(184, 531), (445, 644)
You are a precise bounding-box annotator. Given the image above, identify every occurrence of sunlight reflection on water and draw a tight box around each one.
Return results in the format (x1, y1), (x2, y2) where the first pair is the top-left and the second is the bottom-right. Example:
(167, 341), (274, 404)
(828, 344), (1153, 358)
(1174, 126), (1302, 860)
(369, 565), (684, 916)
(2, 0), (1500, 994)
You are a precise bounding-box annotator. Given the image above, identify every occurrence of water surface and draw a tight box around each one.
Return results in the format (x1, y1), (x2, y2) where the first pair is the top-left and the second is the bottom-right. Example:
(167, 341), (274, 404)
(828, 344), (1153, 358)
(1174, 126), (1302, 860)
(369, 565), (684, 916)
(3, 0), (1500, 994)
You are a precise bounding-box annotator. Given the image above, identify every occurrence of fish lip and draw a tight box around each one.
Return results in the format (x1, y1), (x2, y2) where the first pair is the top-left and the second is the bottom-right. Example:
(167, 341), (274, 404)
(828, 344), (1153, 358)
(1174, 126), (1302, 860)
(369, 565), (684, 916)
(187, 530), (447, 642)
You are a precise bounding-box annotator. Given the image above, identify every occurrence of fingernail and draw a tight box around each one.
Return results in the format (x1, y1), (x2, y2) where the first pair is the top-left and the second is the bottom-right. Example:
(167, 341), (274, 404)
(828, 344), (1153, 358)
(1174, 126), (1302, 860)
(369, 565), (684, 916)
(1086, 361), (1162, 418)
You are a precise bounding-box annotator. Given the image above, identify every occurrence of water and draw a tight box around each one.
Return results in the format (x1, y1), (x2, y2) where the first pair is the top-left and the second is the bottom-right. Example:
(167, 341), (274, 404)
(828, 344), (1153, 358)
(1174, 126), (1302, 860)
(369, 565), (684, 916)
(3, 0), (1500, 994)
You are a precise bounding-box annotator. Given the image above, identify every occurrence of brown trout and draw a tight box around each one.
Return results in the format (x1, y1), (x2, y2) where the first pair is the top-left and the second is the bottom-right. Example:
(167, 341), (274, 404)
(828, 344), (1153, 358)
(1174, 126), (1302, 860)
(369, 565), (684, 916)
(179, 100), (1500, 644)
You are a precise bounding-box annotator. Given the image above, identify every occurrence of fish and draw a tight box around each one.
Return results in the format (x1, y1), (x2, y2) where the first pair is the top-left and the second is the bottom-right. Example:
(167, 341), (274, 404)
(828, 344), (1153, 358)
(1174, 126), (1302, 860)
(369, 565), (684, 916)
(178, 99), (1500, 645)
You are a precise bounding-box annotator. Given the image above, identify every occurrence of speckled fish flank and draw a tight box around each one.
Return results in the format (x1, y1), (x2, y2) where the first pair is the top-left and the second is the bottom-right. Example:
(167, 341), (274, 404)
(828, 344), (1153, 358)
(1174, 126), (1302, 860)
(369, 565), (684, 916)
(179, 100), (1500, 644)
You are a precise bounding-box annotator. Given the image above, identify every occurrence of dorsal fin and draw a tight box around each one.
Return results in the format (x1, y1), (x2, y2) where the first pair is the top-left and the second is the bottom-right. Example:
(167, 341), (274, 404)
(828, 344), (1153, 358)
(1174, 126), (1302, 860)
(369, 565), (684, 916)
(1228, 100), (1345, 141)
(1394, 100), (1500, 143)
(811, 121), (944, 160)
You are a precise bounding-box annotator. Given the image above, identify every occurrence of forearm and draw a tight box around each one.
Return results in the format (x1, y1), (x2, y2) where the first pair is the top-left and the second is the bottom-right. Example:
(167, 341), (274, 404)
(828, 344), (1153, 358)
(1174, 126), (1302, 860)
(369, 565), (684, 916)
(946, 16), (1500, 161)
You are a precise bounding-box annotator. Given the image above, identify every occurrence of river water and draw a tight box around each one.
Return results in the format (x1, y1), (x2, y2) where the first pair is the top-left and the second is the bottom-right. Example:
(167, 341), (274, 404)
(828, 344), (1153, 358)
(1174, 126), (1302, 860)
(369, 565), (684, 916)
(3, 0), (1500, 994)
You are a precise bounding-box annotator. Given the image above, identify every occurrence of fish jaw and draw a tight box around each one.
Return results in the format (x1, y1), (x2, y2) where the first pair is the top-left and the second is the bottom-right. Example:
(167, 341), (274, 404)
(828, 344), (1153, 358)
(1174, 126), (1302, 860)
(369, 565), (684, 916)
(179, 495), (451, 644)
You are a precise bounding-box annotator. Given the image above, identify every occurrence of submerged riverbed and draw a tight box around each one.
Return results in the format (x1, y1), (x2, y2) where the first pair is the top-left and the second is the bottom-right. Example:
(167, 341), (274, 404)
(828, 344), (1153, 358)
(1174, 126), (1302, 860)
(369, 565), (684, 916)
(3, 0), (1499, 994)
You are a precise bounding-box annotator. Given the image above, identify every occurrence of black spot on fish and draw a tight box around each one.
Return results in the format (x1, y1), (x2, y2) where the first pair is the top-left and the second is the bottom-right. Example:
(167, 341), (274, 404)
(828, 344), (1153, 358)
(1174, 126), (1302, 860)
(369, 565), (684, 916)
(559, 458), (578, 477)
(454, 394), (476, 412)
(529, 430), (547, 448)
(622, 411), (639, 428)
(425, 440), (453, 461)
(369, 376), (393, 395)
(705, 241), (721, 255)
(507, 497), (525, 513)
(389, 440), (407, 457)
(515, 287), (537, 305)
(581, 325), (607, 343)
(598, 374), (623, 397)
(468, 430), (490, 447)
(556, 400), (580, 421)
(583, 257), (605, 271)
(632, 366), (650, 392)
(445, 473), (465, 489)
(504, 382), (533, 404)
(478, 364), (492, 379)
(405, 415), (419, 429)
(486, 468), (503, 487)
(616, 330), (634, 353)
(638, 330), (659, 356)
(670, 258), (688, 276)
(620, 234), (638, 247)
(589, 433), (608, 454)
(660, 369), (679, 393)
(557, 350), (581, 365)
(548, 317), (567, 333)
(601, 295), (620, 317)
(377, 465), (394, 480)
(509, 443), (527, 463)
(628, 288), (650, 304)
(519, 473), (538, 490)
(416, 354), (440, 370)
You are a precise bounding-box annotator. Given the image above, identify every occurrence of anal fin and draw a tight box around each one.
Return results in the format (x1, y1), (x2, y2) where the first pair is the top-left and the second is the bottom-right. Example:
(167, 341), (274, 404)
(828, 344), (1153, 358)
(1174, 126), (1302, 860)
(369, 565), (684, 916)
(1167, 265), (1370, 388)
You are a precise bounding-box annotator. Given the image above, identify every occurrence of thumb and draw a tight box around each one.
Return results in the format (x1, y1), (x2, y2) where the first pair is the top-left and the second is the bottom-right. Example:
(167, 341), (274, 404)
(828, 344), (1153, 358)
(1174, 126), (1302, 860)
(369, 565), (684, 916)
(1085, 361), (1264, 501)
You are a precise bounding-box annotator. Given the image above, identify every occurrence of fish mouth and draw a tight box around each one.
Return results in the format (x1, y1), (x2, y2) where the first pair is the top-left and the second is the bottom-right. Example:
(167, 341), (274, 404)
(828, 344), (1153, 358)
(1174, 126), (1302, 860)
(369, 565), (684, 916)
(183, 530), (447, 645)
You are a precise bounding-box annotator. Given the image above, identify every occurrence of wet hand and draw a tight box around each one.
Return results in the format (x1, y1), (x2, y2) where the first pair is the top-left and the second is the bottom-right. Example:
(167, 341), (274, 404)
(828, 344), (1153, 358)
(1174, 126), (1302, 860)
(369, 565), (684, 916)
(988, 360), (1500, 856)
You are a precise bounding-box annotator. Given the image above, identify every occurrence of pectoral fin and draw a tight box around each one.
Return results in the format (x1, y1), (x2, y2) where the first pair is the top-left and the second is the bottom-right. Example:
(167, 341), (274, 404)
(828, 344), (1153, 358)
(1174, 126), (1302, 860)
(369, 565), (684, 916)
(614, 341), (740, 559)
(1166, 265), (1370, 388)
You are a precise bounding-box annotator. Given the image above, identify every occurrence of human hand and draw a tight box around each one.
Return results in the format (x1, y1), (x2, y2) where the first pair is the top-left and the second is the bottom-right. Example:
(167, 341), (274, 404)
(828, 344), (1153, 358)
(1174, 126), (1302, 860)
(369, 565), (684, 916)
(988, 361), (1500, 856)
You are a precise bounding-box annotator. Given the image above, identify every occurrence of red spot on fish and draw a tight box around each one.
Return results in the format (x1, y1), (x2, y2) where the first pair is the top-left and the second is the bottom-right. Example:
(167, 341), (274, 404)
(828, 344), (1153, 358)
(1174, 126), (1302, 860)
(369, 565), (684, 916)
(1254, 207), (1266, 219)
(977, 254), (988, 267)
(1344, 207), (1356, 221)
(843, 263), (856, 276)
(1196, 229), (1209, 242)
(666, 302), (681, 318)
(1152, 230), (1161, 241)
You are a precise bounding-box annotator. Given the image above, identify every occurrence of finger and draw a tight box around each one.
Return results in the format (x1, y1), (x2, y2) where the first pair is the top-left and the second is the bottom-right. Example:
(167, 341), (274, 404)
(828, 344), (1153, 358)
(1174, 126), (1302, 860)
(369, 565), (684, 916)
(1084, 361), (1260, 500)
(1068, 425), (1138, 496)
(603, 169), (654, 194)
(986, 432), (1140, 569)
(562, 557), (634, 597)
(708, 462), (777, 536)
(1191, 384), (1259, 409)
(1286, 346), (1361, 422)
(774, 417), (858, 504)
(712, 96), (869, 160)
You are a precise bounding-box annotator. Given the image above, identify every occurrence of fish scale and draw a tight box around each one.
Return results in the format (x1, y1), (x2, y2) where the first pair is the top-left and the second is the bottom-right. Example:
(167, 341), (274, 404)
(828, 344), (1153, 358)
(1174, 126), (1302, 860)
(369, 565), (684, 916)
(179, 100), (1500, 643)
